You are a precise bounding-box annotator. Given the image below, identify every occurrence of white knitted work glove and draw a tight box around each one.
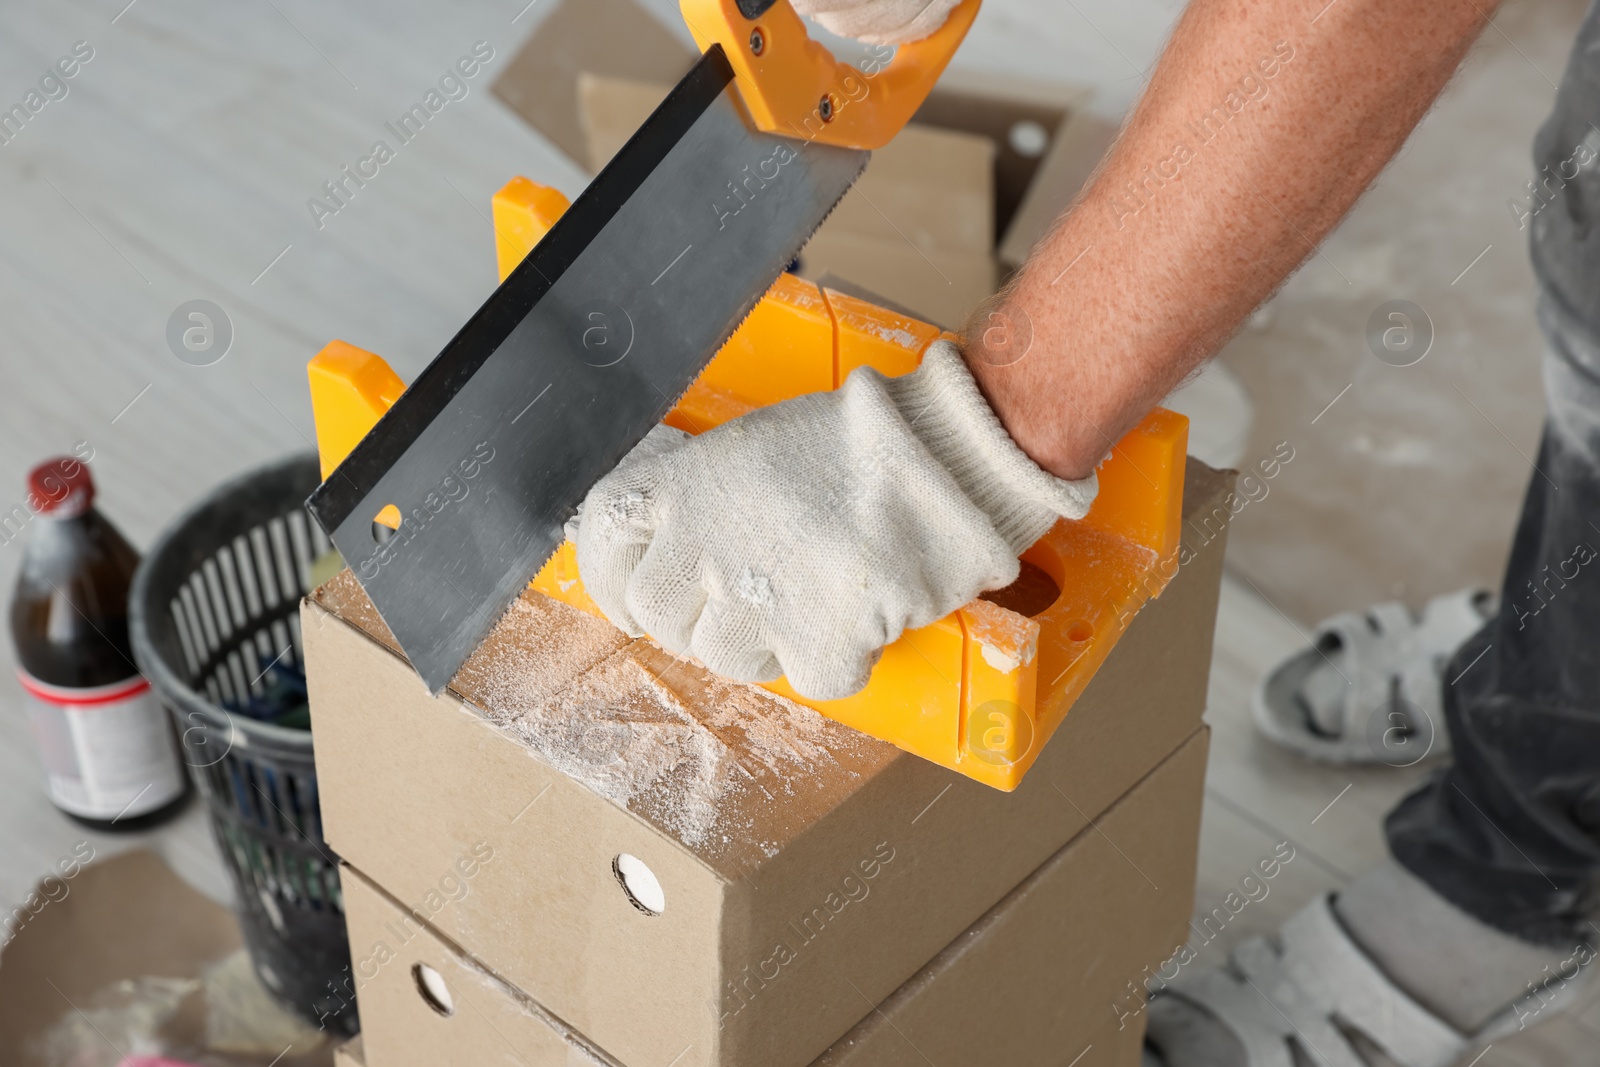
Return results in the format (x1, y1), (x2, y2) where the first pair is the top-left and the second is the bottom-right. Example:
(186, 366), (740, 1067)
(574, 341), (1096, 701)
(790, 0), (962, 45)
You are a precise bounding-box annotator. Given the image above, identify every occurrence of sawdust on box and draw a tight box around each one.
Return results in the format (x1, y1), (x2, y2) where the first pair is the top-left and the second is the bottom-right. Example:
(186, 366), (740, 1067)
(311, 571), (893, 857)
(450, 592), (879, 854)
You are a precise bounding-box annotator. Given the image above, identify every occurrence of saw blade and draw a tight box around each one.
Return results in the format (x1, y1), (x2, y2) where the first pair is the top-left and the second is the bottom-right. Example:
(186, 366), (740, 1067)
(306, 46), (869, 693)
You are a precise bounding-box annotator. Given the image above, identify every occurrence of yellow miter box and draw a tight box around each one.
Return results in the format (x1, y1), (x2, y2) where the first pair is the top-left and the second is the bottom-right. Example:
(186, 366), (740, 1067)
(308, 176), (1188, 791)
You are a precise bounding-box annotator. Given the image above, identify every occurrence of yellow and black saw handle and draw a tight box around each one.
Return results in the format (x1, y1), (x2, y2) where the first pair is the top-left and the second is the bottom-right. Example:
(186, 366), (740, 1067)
(681, 0), (982, 150)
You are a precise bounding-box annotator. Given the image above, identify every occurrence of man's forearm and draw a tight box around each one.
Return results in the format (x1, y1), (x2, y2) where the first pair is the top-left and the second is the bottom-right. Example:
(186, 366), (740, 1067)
(965, 0), (1498, 480)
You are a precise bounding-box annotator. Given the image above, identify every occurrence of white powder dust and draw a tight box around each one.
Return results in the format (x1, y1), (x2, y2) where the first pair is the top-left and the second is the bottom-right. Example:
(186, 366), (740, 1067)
(461, 594), (872, 851)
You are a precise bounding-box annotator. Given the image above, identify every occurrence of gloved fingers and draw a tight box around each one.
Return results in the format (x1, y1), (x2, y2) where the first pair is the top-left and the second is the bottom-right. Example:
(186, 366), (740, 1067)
(770, 616), (885, 701)
(790, 0), (961, 45)
(566, 424), (688, 544)
(687, 601), (783, 685)
(576, 535), (647, 637)
(623, 542), (710, 656)
(575, 478), (667, 640)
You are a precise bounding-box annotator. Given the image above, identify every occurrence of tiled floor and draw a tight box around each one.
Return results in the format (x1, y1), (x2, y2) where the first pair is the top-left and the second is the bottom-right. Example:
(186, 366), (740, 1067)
(0, 1), (1594, 1064)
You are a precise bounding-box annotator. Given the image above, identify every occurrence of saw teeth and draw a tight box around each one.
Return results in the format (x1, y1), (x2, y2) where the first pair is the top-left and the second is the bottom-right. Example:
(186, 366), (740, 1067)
(671, 158), (868, 409)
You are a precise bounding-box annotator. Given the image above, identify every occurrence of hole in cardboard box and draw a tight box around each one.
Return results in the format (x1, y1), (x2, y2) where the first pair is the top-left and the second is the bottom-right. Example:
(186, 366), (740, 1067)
(1008, 119), (1049, 158)
(614, 853), (665, 916)
(980, 559), (1060, 618)
(412, 962), (455, 1016)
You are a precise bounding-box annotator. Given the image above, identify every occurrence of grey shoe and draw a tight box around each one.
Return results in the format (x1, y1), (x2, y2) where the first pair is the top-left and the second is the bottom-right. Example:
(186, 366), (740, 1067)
(1143, 894), (1590, 1067)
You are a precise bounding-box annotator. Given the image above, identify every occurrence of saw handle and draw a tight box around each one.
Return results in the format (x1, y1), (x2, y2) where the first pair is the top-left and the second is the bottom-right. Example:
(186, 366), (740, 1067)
(680, 0), (980, 150)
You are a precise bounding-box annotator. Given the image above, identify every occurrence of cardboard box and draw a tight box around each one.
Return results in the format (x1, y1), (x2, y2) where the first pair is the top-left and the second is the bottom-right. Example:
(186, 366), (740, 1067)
(338, 730), (1207, 1067)
(492, 0), (1114, 327)
(302, 462), (1231, 1067)
(574, 71), (997, 328)
(796, 227), (996, 329)
(490, 0), (695, 168)
(0, 850), (334, 1067)
(334, 1013), (1143, 1067)
(334, 1035), (364, 1067)
(576, 73), (998, 253)
(997, 104), (1120, 270)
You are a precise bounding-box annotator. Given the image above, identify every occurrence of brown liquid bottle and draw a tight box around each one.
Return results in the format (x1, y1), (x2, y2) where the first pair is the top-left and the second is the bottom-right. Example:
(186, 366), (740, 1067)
(10, 455), (188, 830)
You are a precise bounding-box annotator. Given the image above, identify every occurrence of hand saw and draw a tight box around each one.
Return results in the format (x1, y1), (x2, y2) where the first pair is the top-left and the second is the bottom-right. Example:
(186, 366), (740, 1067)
(305, 0), (983, 693)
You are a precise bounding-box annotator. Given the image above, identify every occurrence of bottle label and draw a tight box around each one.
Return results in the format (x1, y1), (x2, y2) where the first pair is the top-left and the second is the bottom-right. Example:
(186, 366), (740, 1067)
(18, 670), (186, 821)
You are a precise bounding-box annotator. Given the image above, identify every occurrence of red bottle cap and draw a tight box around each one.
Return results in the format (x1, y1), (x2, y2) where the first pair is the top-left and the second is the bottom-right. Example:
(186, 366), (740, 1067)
(27, 456), (94, 519)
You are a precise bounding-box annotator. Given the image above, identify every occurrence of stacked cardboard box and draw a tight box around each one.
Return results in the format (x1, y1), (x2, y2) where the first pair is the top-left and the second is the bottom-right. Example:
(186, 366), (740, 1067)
(303, 462), (1231, 1067)
(302, 6), (1217, 1062)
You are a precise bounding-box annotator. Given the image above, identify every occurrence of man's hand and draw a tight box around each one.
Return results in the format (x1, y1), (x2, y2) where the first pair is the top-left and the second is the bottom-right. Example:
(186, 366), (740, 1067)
(575, 342), (1095, 700)
(789, 0), (962, 45)
(579, 0), (1498, 701)
(967, 0), (1499, 481)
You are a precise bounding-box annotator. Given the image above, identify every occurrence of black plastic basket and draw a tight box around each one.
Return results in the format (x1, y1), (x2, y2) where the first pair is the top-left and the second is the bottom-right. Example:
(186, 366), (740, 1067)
(129, 453), (357, 1036)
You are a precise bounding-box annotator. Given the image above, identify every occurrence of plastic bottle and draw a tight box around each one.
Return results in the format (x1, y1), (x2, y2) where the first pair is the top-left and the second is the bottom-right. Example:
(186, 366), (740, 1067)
(10, 455), (188, 829)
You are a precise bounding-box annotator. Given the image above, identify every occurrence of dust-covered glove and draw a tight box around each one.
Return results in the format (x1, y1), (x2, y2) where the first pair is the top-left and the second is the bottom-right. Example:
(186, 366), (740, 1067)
(790, 0), (962, 45)
(574, 341), (1096, 700)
